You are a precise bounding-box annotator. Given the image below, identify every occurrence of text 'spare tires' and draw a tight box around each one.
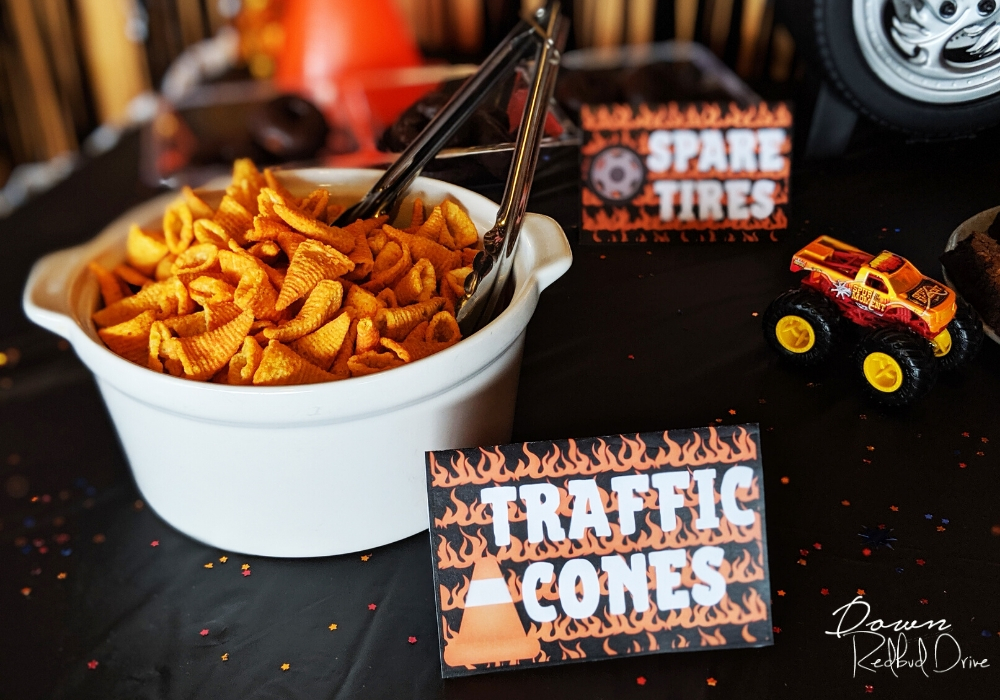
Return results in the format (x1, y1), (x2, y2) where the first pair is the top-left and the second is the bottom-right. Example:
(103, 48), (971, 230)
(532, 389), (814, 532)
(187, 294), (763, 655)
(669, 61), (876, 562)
(855, 329), (938, 407)
(932, 298), (984, 372)
(762, 287), (841, 367)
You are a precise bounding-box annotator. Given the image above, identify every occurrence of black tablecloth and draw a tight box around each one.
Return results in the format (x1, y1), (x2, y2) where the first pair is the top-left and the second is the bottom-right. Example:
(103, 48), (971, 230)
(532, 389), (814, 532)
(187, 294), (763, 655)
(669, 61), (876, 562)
(2, 131), (999, 699)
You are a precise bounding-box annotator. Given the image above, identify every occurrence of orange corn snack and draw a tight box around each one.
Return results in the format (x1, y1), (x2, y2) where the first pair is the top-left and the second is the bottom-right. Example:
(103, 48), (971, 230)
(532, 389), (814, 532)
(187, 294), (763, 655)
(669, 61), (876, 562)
(228, 336), (264, 385)
(98, 310), (156, 365)
(126, 225), (170, 276)
(263, 280), (343, 342)
(290, 310), (352, 370)
(376, 298), (444, 341)
(253, 340), (337, 385)
(160, 308), (254, 380)
(277, 239), (354, 310)
(91, 159), (481, 384)
(88, 262), (127, 307)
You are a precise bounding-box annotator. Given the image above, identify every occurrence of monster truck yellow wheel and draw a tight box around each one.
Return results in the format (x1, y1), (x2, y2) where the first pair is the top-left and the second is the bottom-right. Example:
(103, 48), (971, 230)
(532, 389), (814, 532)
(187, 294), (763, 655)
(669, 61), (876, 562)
(863, 352), (904, 393)
(775, 315), (816, 353)
(931, 328), (952, 358)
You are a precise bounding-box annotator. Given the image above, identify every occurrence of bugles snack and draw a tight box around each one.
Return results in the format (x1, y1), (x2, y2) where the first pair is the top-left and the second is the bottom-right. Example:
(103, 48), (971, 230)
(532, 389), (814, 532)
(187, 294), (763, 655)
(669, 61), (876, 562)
(91, 159), (483, 385)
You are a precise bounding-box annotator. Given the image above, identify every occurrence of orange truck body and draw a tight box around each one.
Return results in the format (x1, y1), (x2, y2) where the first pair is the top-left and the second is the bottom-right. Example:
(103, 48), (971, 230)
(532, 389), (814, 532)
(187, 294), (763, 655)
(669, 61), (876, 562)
(790, 236), (956, 339)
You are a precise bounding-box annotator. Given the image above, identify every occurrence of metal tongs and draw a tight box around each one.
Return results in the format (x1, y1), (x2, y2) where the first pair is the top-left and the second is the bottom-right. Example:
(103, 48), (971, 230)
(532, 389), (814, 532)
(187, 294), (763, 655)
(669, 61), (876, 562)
(334, 1), (567, 335)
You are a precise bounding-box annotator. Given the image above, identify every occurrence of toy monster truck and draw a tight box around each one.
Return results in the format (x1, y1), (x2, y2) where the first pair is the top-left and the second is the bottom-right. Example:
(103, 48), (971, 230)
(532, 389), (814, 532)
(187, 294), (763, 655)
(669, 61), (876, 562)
(763, 236), (983, 406)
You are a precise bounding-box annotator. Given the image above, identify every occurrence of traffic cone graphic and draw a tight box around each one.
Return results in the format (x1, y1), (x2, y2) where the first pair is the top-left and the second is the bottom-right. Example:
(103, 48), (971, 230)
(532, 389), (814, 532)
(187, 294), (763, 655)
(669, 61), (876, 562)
(443, 555), (540, 667)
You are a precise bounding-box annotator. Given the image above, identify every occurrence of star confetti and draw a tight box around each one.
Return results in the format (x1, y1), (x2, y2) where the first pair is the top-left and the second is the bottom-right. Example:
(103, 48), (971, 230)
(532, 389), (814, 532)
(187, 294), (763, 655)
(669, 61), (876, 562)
(842, 500), (851, 506)
(797, 559), (807, 566)
(821, 588), (829, 596)
(627, 354), (635, 360)
(813, 542), (822, 550)
(962, 432), (970, 437)
(799, 549), (809, 556)
(636, 676), (647, 686)
(241, 563), (250, 570)
(368, 603), (377, 611)
(936, 526), (946, 532)
(221, 653), (229, 662)
(92, 534), (106, 543)
(866, 445), (875, 451)
(857, 589), (865, 595)
(773, 626), (781, 634)
(728, 409), (736, 415)
(20, 587), (31, 596)
(329, 623), (338, 631)
(150, 540), (159, 547)
(865, 685), (873, 694)
(959, 462), (967, 468)
(200, 629), (209, 637)
(57, 572), (66, 580)
(780, 476), (789, 484)
(280, 663), (290, 671)
(408, 636), (417, 644)
(241, 569), (251, 577)
(204, 563), (214, 569)
(87, 660), (98, 670)
(916, 559), (926, 566)
(219, 556), (228, 563)
(859, 526), (896, 551)
(920, 598), (929, 605)
(862, 548), (872, 557)
(360, 554), (371, 561)
(890, 506), (898, 512)
(777, 590), (786, 597)
(706, 678), (717, 687)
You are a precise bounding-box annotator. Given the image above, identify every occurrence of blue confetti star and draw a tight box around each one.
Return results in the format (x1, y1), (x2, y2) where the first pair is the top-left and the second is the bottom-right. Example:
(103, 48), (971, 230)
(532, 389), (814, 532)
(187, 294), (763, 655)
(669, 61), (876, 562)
(941, 518), (950, 524)
(924, 514), (933, 520)
(860, 526), (897, 550)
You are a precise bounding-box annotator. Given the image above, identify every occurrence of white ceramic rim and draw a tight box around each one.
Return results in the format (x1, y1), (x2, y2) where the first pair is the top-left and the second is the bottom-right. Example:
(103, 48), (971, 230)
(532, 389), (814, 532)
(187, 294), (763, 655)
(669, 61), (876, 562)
(943, 203), (1000, 344)
(23, 168), (572, 425)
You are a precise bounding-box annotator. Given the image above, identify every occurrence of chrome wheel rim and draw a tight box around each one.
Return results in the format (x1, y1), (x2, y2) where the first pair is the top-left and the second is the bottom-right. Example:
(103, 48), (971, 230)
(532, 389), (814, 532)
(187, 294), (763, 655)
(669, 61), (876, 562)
(853, 0), (1000, 104)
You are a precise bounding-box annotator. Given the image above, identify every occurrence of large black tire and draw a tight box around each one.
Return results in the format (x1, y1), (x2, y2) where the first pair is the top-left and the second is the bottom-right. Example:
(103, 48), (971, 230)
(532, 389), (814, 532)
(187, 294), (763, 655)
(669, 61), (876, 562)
(935, 299), (985, 372)
(811, 0), (1000, 138)
(855, 329), (939, 407)
(762, 287), (842, 367)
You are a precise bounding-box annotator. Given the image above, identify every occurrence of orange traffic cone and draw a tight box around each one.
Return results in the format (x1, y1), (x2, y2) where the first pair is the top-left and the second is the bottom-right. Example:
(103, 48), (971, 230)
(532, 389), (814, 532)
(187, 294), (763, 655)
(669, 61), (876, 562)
(443, 556), (541, 667)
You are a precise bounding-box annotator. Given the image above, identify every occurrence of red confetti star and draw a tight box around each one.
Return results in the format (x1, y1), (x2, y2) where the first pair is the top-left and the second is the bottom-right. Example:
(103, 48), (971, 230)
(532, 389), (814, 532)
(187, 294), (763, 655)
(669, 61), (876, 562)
(241, 569), (251, 577)
(890, 505), (899, 512)
(813, 542), (822, 550)
(200, 629), (209, 637)
(728, 409), (736, 415)
(862, 459), (872, 464)
(368, 603), (377, 611)
(797, 558), (807, 566)
(635, 676), (647, 686)
(916, 559), (926, 566)
(20, 587), (31, 596)
(865, 685), (873, 693)
(87, 660), (98, 670)
(706, 677), (717, 687)
(858, 589), (867, 595)
(627, 354), (635, 360)
(962, 431), (970, 437)
(773, 626), (781, 634)
(150, 540), (159, 547)
(820, 588), (829, 596)
(799, 549), (809, 556)
(959, 462), (967, 468)
(862, 548), (872, 557)
(408, 636), (417, 644)
(777, 590), (786, 597)
(841, 500), (851, 506)
(780, 476), (790, 484)
(920, 598), (929, 605)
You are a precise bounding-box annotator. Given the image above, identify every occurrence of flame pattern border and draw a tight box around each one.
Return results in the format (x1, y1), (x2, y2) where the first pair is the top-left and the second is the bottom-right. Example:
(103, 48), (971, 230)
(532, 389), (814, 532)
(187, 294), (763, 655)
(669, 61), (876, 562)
(426, 424), (773, 677)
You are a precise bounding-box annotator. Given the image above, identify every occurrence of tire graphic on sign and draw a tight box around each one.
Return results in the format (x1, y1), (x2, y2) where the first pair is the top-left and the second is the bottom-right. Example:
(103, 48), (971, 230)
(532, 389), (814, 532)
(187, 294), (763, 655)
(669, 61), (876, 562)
(588, 146), (645, 202)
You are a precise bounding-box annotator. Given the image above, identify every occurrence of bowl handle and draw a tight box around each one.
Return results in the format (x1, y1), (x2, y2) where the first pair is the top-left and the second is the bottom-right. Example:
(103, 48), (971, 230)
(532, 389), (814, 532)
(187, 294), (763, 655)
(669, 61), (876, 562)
(522, 212), (573, 291)
(22, 245), (84, 339)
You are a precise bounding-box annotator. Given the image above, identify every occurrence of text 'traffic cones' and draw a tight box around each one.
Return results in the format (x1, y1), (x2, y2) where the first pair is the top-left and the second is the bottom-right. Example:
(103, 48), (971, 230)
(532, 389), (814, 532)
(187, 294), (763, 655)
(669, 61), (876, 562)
(443, 556), (540, 667)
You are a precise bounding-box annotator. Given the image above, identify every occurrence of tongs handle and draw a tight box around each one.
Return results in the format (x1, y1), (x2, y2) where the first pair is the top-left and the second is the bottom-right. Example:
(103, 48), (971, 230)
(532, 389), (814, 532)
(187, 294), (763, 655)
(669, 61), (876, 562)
(333, 6), (555, 226)
(456, 5), (567, 334)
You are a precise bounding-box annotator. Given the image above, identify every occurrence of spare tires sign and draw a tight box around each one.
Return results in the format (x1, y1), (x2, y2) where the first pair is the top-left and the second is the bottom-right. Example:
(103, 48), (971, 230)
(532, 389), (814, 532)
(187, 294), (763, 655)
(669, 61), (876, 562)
(581, 102), (792, 244)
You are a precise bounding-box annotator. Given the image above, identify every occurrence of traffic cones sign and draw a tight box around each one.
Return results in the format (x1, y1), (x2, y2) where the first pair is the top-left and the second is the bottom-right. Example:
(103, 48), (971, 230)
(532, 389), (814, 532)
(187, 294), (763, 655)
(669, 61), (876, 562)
(443, 555), (541, 667)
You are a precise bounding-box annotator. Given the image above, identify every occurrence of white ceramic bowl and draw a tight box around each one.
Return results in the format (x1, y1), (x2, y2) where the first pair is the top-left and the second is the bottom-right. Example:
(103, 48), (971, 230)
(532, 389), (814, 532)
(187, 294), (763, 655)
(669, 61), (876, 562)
(23, 169), (572, 557)
(943, 205), (1000, 345)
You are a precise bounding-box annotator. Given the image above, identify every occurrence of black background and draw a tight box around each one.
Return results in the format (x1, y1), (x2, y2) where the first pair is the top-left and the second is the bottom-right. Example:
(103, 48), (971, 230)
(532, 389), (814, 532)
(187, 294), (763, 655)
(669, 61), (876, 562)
(1, 129), (999, 699)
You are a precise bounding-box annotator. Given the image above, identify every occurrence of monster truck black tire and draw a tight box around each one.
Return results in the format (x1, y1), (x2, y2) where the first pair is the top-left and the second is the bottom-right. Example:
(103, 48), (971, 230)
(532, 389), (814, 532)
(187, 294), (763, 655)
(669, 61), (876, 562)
(762, 287), (842, 367)
(936, 298), (985, 372)
(812, 0), (1000, 138)
(855, 329), (938, 407)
